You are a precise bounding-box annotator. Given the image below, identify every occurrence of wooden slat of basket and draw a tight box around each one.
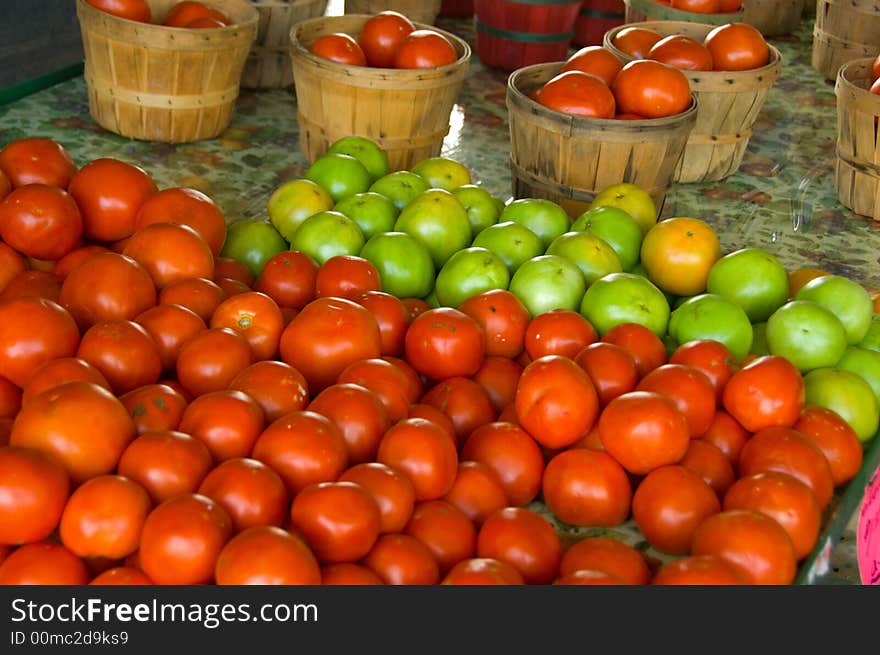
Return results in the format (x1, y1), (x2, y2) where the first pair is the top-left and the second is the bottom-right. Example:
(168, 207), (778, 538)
(343, 0), (441, 24)
(623, 0), (742, 25)
(813, 0), (880, 80)
(741, 0), (803, 37)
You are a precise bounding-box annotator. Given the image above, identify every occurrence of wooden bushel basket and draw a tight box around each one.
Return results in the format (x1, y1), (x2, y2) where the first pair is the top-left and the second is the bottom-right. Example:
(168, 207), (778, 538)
(834, 58), (880, 221)
(741, 0), (804, 37)
(76, 0), (258, 143)
(604, 21), (782, 184)
(343, 0), (442, 24)
(289, 15), (470, 171)
(812, 0), (880, 81)
(242, 0), (329, 89)
(623, 0), (743, 24)
(506, 62), (698, 217)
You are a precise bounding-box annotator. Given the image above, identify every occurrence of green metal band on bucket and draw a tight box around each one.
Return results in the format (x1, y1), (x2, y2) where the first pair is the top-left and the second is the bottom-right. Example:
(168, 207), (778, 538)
(580, 7), (625, 19)
(0, 62), (84, 106)
(476, 21), (574, 43)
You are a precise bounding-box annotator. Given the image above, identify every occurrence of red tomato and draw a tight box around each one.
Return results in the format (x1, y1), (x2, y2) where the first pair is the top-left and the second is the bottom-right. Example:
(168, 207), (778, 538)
(421, 376), (497, 446)
(442, 558), (525, 585)
(315, 254), (381, 299)
(123, 223), (214, 289)
(611, 27), (663, 59)
(280, 297), (382, 392)
(458, 289), (530, 359)
(632, 465), (720, 555)
(135, 303), (206, 373)
(68, 158), (158, 242)
(340, 462), (415, 534)
(601, 322), (667, 377)
(0, 446), (70, 545)
(337, 357), (411, 423)
(119, 383), (188, 435)
(308, 383), (390, 465)
(289, 481), (381, 564)
(699, 409), (751, 462)
(358, 10), (415, 68)
(321, 562), (383, 585)
(648, 34), (713, 71)
(670, 0), (721, 11)
(179, 390), (265, 462)
(598, 391), (691, 475)
(377, 418), (459, 501)
(254, 251), (318, 310)
(0, 185), (82, 261)
(52, 245), (108, 280)
(442, 461), (508, 525)
(139, 494), (233, 585)
(690, 509), (797, 585)
(21, 357), (110, 405)
(574, 341), (639, 406)
(228, 360), (310, 424)
(214, 257), (254, 287)
(680, 438), (736, 497)
(537, 71), (617, 119)
(176, 327), (254, 397)
(794, 405), (864, 487)
(561, 46), (624, 86)
(472, 355), (523, 413)
(210, 291), (284, 362)
(405, 500), (476, 574)
(404, 307), (486, 380)
(393, 30), (458, 69)
(0, 241), (27, 294)
(0, 137), (77, 188)
(651, 554), (743, 585)
(0, 376), (20, 419)
(86, 0), (152, 22)
(363, 533), (440, 584)
(117, 430), (213, 503)
(722, 355), (804, 432)
(460, 422), (544, 506)
(542, 449), (632, 527)
(158, 276), (226, 323)
(704, 22), (770, 71)
(0, 270), (62, 302)
(76, 319), (163, 394)
(0, 541), (89, 584)
(636, 364), (717, 437)
(90, 567), (153, 585)
(251, 410), (348, 496)
(668, 339), (737, 403)
(214, 526), (321, 585)
(476, 507), (562, 585)
(59, 475), (151, 559)
(559, 537), (650, 584)
(515, 355), (599, 449)
(611, 60), (692, 118)
(310, 33), (368, 66)
(134, 187), (226, 256)
(523, 309), (598, 360)
(351, 290), (409, 356)
(198, 458), (288, 533)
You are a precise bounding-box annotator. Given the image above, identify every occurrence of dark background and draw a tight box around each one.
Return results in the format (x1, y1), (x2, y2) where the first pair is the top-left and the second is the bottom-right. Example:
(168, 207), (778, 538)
(0, 1), (85, 89)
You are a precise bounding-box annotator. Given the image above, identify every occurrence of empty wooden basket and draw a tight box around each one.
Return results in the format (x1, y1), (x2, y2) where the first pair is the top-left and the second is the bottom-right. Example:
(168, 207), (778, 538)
(76, 0), (258, 143)
(289, 14), (470, 171)
(813, 0), (880, 81)
(506, 62), (698, 217)
(604, 21), (782, 184)
(741, 0), (804, 37)
(835, 58), (880, 220)
(242, 0), (329, 89)
(623, 0), (743, 24)
(343, 0), (442, 24)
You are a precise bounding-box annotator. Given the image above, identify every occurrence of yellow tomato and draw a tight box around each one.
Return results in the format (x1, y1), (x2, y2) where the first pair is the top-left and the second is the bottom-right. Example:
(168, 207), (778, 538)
(639, 217), (721, 296)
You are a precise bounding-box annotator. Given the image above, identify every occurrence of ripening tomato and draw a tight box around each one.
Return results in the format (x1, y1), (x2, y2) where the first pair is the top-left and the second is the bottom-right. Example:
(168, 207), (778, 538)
(393, 30), (458, 69)
(358, 11), (415, 68)
(51, 245), (107, 280)
(0, 184), (83, 261)
(542, 449), (632, 527)
(561, 46), (624, 87)
(0, 138), (77, 189)
(254, 250), (318, 310)
(523, 309), (598, 360)
(472, 356), (523, 414)
(699, 409), (750, 462)
(458, 289), (530, 359)
(68, 158), (158, 242)
(537, 71), (616, 119)
(574, 341), (639, 406)
(210, 291), (284, 362)
(680, 439), (736, 497)
(0, 446), (70, 546)
(21, 357), (110, 405)
(648, 34), (714, 71)
(310, 33), (368, 66)
(179, 390), (266, 462)
(337, 358), (411, 423)
(722, 355), (804, 432)
(214, 257), (253, 287)
(476, 507), (562, 585)
(215, 526), (320, 585)
(559, 537), (651, 584)
(176, 327), (254, 397)
(86, 0), (152, 22)
(421, 377), (497, 445)
(135, 303), (206, 373)
(0, 270), (62, 302)
(601, 322), (668, 377)
(442, 461), (508, 525)
(704, 23), (770, 71)
(612, 60), (692, 118)
(228, 360), (310, 423)
(353, 290), (409, 356)
(669, 339), (737, 403)
(315, 255), (381, 299)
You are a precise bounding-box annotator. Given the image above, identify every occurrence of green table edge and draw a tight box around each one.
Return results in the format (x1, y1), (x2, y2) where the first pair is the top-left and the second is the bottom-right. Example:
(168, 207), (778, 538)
(0, 62), (85, 107)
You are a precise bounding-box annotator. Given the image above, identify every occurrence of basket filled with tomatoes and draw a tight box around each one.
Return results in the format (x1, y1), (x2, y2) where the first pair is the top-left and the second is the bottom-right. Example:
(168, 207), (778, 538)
(812, 0), (880, 82)
(344, 0), (441, 25)
(240, 0), (329, 89)
(289, 12), (470, 171)
(76, 0), (259, 143)
(573, 0), (627, 48)
(473, 0), (583, 71)
(740, 0), (803, 37)
(506, 54), (698, 217)
(624, 0), (743, 25)
(604, 21), (781, 183)
(834, 57), (880, 221)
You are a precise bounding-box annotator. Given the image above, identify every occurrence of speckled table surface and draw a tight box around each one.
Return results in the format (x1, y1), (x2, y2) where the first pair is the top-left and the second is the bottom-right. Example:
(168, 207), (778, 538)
(0, 4), (876, 584)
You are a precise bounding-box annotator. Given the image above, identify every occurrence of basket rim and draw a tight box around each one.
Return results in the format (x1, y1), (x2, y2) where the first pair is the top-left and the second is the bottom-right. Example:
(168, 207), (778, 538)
(507, 60), (699, 129)
(624, 0), (744, 22)
(836, 57), (880, 96)
(603, 21), (783, 80)
(76, 0), (259, 32)
(289, 13), (472, 75)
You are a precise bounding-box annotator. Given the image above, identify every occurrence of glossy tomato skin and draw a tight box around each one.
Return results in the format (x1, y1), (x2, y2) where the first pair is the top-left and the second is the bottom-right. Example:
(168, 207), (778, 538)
(561, 46), (624, 86)
(210, 291), (284, 362)
(523, 309), (598, 360)
(793, 405), (864, 487)
(353, 290), (409, 356)
(559, 537), (651, 584)
(117, 430), (213, 504)
(611, 60), (692, 119)
(648, 34), (713, 71)
(340, 462), (416, 534)
(122, 223), (215, 289)
(404, 500), (476, 574)
(669, 339), (738, 403)
(377, 418), (459, 501)
(0, 445), (70, 546)
(542, 449), (631, 527)
(310, 33), (368, 66)
(704, 22), (769, 72)
(460, 422), (544, 506)
(575, 341), (639, 406)
(636, 364), (717, 437)
(90, 566), (153, 585)
(162, 1), (228, 27)
(722, 355), (804, 432)
(358, 11), (415, 68)
(119, 383), (188, 435)
(76, 319), (163, 394)
(198, 458), (289, 533)
(0, 541), (89, 585)
(21, 357), (110, 405)
(228, 360), (310, 424)
(134, 187), (227, 256)
(537, 71), (617, 119)
(651, 554), (743, 585)
(0, 138), (77, 188)
(176, 327), (254, 397)
(393, 30), (458, 69)
(179, 390), (266, 462)
(321, 562), (383, 585)
(442, 461), (508, 525)
(363, 533), (440, 585)
(134, 303), (207, 373)
(215, 526), (321, 585)
(68, 158), (158, 242)
(404, 307), (486, 380)
(308, 383), (390, 465)
(421, 376), (497, 446)
(476, 507), (562, 585)
(0, 184), (83, 261)
(611, 26), (662, 59)
(442, 557), (525, 585)
(458, 289), (530, 359)
(86, 0), (152, 22)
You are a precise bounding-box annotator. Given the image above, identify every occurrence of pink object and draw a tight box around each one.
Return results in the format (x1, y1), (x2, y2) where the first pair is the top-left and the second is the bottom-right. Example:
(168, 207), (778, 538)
(858, 467), (880, 584)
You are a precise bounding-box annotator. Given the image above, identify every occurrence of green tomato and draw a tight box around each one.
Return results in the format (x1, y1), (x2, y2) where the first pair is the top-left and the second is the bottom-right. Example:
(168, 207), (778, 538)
(220, 219), (288, 278)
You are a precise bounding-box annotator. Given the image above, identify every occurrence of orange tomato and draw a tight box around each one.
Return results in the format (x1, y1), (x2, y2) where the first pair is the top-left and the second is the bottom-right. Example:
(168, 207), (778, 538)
(704, 22), (770, 71)
(537, 71), (616, 119)
(0, 137), (77, 188)
(787, 267), (831, 299)
(358, 10), (415, 68)
(611, 27), (662, 59)
(393, 30), (457, 69)
(215, 526), (321, 585)
(162, 1), (229, 27)
(310, 33), (368, 66)
(612, 60), (692, 119)
(559, 537), (651, 584)
(670, 0), (721, 12)
(561, 46), (624, 86)
(648, 34), (714, 71)
(134, 187), (226, 256)
(640, 217), (721, 296)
